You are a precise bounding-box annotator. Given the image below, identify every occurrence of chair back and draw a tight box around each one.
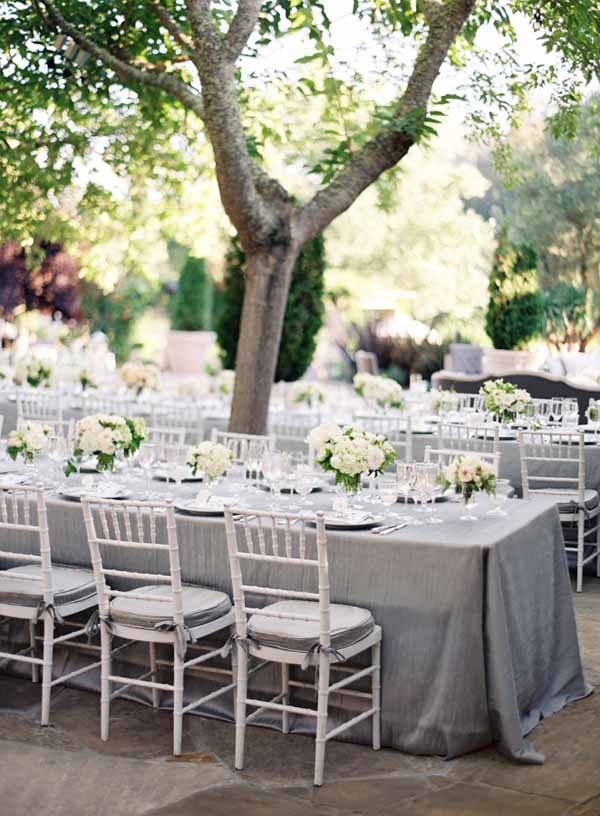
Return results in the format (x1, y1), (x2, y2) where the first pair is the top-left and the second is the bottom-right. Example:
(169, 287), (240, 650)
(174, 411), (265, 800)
(211, 429), (273, 465)
(424, 446), (501, 475)
(269, 411), (320, 462)
(354, 413), (413, 462)
(17, 389), (64, 424)
(151, 401), (204, 444)
(145, 426), (186, 457)
(0, 484), (53, 606)
(455, 393), (485, 413)
(224, 508), (332, 648)
(518, 429), (585, 501)
(437, 422), (500, 455)
(82, 394), (140, 416)
(81, 497), (183, 627)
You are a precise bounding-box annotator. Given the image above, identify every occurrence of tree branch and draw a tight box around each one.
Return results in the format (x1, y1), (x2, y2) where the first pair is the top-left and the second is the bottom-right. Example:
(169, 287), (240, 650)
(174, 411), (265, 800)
(39, 0), (204, 119)
(149, 0), (195, 53)
(224, 0), (261, 62)
(295, 0), (476, 244)
(185, 0), (218, 50)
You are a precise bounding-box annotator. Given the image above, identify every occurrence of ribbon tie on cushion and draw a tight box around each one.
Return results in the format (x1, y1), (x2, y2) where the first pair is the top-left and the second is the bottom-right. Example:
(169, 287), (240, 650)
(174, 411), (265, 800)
(302, 642), (345, 672)
(35, 600), (64, 626)
(84, 610), (113, 641)
(220, 632), (256, 658)
(153, 620), (195, 660)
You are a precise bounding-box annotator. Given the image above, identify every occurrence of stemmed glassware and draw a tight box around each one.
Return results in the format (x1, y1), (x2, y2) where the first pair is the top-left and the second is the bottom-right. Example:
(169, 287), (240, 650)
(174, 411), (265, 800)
(137, 443), (157, 500)
(396, 462), (415, 507)
(244, 440), (264, 492)
(379, 475), (404, 520)
(413, 463), (442, 524)
(487, 478), (511, 517)
(295, 464), (316, 510)
(166, 446), (188, 494)
(48, 435), (68, 490)
(262, 450), (283, 508)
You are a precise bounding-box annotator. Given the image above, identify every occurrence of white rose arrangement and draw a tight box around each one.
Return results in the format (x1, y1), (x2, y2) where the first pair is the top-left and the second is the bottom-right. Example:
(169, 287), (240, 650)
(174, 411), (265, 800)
(120, 363), (160, 397)
(186, 441), (232, 483)
(13, 357), (53, 389)
(431, 389), (458, 415)
(307, 422), (396, 492)
(437, 454), (496, 504)
(353, 372), (404, 410)
(480, 379), (532, 424)
(210, 369), (235, 397)
(291, 381), (324, 407)
(65, 413), (146, 475)
(7, 422), (50, 463)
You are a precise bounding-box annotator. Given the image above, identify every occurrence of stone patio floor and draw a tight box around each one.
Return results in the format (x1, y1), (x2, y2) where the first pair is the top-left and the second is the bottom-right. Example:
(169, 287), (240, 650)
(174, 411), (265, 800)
(2, 578), (600, 815)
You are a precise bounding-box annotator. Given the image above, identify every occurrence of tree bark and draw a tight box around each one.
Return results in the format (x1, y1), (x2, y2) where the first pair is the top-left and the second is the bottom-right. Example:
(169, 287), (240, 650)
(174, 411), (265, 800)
(229, 242), (298, 434)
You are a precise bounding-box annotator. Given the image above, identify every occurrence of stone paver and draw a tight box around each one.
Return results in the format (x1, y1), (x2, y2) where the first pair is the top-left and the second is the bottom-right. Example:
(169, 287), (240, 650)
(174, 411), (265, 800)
(0, 581), (599, 815)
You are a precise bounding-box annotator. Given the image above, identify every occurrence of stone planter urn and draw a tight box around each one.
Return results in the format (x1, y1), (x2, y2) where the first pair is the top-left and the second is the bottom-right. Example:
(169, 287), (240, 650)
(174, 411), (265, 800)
(165, 330), (216, 376)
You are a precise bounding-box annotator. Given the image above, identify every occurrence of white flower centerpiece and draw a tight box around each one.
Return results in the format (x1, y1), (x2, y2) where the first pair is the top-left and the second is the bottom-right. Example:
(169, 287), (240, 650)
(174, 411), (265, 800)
(79, 367), (98, 392)
(480, 379), (532, 425)
(431, 389), (459, 416)
(307, 422), (396, 495)
(120, 363), (160, 397)
(7, 421), (50, 464)
(291, 381), (324, 409)
(186, 441), (232, 493)
(13, 357), (53, 389)
(210, 369), (235, 398)
(353, 373), (404, 411)
(437, 454), (496, 521)
(177, 378), (204, 400)
(65, 414), (146, 476)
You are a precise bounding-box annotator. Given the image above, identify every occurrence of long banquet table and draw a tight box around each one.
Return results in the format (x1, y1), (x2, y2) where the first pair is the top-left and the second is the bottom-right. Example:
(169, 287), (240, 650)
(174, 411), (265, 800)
(0, 475), (591, 764)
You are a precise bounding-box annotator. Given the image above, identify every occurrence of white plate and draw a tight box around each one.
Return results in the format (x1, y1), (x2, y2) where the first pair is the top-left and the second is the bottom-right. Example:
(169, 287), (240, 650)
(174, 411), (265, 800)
(317, 512), (382, 531)
(174, 498), (234, 517)
(153, 471), (203, 483)
(59, 486), (129, 502)
(0, 474), (29, 487)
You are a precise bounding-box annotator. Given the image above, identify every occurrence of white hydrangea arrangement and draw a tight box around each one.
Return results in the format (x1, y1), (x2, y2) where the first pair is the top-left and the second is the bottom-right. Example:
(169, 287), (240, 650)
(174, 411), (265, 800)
(7, 422), (50, 463)
(353, 372), (404, 410)
(13, 357), (53, 389)
(437, 454), (496, 504)
(480, 379), (532, 424)
(431, 389), (459, 415)
(210, 369), (235, 397)
(186, 441), (232, 483)
(307, 422), (396, 492)
(291, 381), (324, 407)
(65, 413), (146, 475)
(120, 363), (160, 396)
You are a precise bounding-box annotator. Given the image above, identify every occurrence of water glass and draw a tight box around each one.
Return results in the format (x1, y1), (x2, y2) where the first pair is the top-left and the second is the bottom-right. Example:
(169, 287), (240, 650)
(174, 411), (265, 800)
(137, 443), (157, 500)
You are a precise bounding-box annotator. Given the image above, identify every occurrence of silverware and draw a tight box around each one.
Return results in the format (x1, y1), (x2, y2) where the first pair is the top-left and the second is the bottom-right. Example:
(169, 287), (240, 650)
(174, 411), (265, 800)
(234, 514), (256, 522)
(378, 522), (409, 536)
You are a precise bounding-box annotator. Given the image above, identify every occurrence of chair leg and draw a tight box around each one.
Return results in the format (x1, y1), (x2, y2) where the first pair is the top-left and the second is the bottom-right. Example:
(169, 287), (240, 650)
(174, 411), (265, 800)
(281, 663), (289, 735)
(577, 512), (584, 593)
(596, 516), (600, 578)
(234, 642), (248, 771)
(29, 621), (39, 684)
(173, 646), (184, 756)
(40, 615), (54, 726)
(313, 652), (330, 787)
(372, 641), (381, 751)
(149, 642), (159, 708)
(100, 622), (111, 741)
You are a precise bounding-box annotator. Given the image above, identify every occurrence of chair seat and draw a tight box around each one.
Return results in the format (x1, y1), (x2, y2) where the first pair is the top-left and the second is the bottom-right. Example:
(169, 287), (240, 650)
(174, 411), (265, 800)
(110, 584), (232, 630)
(531, 488), (599, 514)
(248, 600), (375, 654)
(0, 565), (96, 608)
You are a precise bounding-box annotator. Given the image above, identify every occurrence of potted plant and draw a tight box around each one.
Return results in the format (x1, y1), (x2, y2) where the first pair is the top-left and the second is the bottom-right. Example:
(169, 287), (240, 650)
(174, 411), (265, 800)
(165, 254), (216, 375)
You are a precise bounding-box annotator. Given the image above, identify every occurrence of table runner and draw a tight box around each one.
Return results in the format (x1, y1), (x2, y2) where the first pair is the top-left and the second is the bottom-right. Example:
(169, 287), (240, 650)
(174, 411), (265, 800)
(0, 482), (590, 763)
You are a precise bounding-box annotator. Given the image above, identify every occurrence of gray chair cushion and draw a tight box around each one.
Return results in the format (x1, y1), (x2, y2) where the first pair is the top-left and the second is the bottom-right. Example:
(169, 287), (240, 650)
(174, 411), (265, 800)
(110, 584), (231, 630)
(248, 600), (375, 653)
(0, 565), (96, 608)
(532, 488), (599, 514)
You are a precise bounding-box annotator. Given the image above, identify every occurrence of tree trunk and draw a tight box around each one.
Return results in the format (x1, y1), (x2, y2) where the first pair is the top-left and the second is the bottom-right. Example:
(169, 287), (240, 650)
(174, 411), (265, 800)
(229, 244), (297, 434)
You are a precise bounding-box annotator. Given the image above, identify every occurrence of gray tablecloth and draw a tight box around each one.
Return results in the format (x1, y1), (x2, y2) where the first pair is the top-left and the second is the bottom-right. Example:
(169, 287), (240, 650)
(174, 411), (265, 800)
(0, 476), (590, 764)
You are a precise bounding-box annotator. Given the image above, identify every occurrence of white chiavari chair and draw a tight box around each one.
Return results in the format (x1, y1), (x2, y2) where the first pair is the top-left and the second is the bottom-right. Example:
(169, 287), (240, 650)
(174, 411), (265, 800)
(518, 430), (600, 592)
(17, 389), (64, 426)
(0, 483), (99, 724)
(224, 507), (382, 787)
(151, 402), (204, 444)
(436, 422), (500, 456)
(145, 426), (186, 458)
(211, 429), (273, 464)
(0, 414), (4, 438)
(455, 393), (485, 413)
(424, 446), (501, 476)
(269, 411), (320, 463)
(354, 413), (413, 463)
(82, 393), (140, 416)
(81, 496), (235, 754)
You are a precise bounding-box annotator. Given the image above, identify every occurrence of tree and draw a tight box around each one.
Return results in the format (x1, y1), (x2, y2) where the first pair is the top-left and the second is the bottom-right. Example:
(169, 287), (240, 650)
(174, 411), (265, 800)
(217, 232), (326, 381)
(485, 230), (544, 349)
(2, 1), (598, 432)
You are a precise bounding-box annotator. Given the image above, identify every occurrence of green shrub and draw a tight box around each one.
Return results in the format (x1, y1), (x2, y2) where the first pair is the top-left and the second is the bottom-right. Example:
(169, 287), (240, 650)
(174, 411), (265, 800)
(80, 278), (150, 363)
(170, 255), (213, 331)
(485, 230), (544, 349)
(216, 233), (326, 381)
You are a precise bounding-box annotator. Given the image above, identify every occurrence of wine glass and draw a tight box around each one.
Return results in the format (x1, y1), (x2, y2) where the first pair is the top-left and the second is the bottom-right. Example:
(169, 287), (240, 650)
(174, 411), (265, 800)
(487, 478), (511, 516)
(414, 463), (441, 523)
(379, 475), (402, 520)
(166, 446), (188, 493)
(262, 450), (283, 508)
(396, 462), (415, 507)
(137, 443), (156, 500)
(48, 434), (68, 489)
(244, 440), (263, 491)
(563, 398), (579, 429)
(295, 465), (316, 510)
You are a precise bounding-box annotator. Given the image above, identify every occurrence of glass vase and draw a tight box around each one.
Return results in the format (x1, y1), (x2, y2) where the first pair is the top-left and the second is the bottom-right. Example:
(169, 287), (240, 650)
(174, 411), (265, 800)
(459, 491), (479, 522)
